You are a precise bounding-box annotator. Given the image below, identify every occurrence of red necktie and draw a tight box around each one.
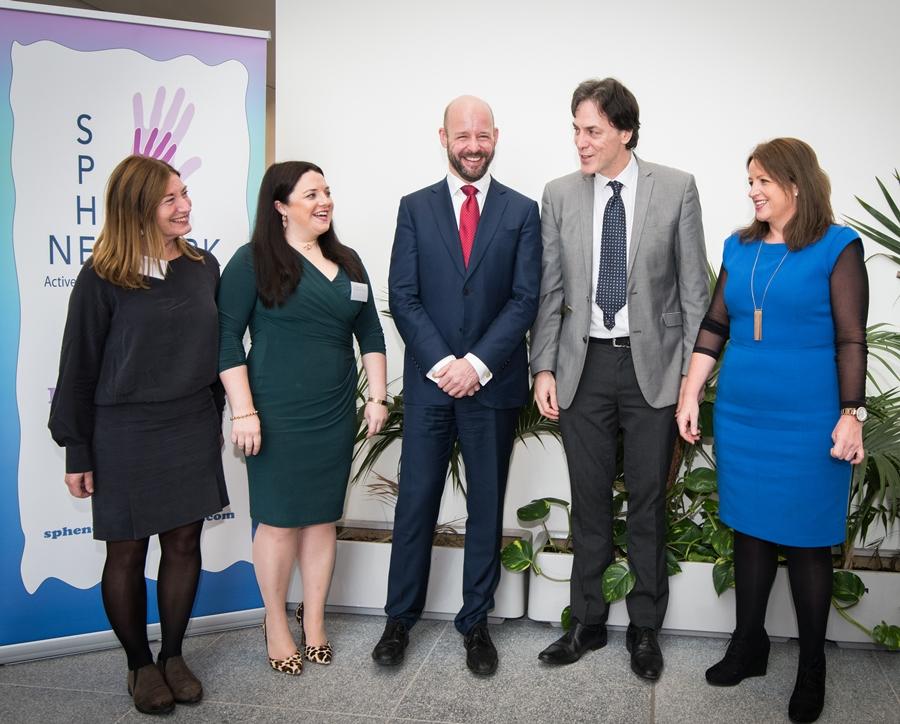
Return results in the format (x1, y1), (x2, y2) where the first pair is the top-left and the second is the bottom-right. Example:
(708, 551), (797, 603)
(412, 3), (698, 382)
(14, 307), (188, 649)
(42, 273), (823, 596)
(459, 185), (480, 268)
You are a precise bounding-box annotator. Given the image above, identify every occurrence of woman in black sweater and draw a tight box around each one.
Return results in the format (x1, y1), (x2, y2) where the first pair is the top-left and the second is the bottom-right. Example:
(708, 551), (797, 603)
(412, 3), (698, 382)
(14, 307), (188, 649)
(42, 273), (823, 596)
(49, 155), (228, 715)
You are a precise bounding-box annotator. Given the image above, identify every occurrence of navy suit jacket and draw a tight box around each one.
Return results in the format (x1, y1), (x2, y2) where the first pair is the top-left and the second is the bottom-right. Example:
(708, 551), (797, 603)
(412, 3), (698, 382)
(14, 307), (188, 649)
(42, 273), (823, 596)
(388, 177), (542, 409)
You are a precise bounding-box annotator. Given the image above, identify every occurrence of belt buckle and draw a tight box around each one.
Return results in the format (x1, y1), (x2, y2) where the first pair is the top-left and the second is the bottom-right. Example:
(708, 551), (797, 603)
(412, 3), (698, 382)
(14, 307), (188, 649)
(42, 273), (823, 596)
(612, 337), (629, 349)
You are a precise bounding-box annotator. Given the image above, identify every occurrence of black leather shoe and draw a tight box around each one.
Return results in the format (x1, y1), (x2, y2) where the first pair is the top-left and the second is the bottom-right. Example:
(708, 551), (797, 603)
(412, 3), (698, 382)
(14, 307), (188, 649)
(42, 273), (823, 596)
(463, 622), (498, 676)
(788, 656), (826, 723)
(626, 624), (663, 681)
(538, 621), (608, 665)
(705, 630), (770, 686)
(371, 619), (408, 666)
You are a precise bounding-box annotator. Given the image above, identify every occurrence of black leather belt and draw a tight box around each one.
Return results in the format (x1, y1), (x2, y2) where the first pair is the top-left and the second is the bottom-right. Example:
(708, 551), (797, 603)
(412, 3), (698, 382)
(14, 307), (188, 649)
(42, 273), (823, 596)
(589, 336), (630, 348)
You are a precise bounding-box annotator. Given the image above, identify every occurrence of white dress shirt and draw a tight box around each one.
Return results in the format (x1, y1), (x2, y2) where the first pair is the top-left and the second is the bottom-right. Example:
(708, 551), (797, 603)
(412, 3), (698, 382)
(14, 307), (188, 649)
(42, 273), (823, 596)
(427, 173), (493, 386)
(590, 153), (638, 338)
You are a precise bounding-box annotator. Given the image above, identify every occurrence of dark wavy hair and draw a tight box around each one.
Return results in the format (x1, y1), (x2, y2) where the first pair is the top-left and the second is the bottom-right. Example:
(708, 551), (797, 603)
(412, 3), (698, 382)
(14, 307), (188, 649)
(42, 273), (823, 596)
(571, 77), (640, 150)
(738, 138), (833, 251)
(251, 161), (364, 307)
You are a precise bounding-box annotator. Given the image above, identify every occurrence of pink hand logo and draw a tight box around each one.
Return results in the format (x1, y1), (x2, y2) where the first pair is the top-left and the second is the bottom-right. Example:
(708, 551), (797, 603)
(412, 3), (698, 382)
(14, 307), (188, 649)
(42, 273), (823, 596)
(132, 87), (201, 179)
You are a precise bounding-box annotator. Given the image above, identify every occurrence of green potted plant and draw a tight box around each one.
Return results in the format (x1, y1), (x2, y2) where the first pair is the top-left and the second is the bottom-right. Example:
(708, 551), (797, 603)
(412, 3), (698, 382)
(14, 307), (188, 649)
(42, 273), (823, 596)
(501, 322), (900, 649)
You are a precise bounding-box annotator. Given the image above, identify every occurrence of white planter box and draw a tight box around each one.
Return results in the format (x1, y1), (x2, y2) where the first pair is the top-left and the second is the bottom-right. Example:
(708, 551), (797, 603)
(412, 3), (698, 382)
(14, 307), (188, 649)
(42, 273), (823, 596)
(287, 521), (529, 621)
(525, 532), (899, 645)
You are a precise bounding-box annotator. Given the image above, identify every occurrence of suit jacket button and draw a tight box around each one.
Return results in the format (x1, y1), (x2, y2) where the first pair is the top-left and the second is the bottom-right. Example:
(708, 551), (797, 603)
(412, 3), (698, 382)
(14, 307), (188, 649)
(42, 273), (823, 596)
(582, 335), (588, 343)
(463, 288), (470, 296)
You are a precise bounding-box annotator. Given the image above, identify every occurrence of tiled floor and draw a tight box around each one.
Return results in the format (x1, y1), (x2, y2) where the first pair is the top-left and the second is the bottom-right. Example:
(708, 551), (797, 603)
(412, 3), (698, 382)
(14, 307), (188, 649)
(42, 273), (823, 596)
(0, 614), (897, 723)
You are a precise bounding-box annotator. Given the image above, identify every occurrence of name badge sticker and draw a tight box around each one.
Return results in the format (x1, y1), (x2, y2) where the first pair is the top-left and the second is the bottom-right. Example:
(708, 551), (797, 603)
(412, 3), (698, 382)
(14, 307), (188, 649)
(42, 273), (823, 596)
(350, 281), (369, 302)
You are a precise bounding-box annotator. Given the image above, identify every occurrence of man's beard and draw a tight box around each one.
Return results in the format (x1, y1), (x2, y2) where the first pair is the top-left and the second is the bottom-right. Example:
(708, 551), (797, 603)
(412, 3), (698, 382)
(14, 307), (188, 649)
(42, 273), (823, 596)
(448, 148), (494, 182)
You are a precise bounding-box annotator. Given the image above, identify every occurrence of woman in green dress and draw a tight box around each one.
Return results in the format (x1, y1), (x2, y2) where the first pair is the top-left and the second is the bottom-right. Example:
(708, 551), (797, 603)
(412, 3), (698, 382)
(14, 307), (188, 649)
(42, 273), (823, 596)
(218, 161), (388, 675)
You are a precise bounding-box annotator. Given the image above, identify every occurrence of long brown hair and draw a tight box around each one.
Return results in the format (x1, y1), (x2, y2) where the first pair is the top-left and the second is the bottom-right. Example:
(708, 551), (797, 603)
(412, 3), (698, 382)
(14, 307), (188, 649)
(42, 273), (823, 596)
(738, 138), (833, 250)
(91, 155), (201, 288)
(251, 161), (363, 308)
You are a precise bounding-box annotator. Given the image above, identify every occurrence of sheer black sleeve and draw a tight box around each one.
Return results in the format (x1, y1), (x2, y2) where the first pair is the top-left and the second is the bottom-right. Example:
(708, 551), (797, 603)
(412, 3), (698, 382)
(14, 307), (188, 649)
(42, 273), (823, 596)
(830, 240), (868, 408)
(693, 265), (730, 359)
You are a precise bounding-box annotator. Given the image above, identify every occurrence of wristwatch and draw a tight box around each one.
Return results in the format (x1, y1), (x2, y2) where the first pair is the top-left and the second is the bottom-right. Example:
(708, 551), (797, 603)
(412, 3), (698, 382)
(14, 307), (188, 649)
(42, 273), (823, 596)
(840, 406), (868, 422)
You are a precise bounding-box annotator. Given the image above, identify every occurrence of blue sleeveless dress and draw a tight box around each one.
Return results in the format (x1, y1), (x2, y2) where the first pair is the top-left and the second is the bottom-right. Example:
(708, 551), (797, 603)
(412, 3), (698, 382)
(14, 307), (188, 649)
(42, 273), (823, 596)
(714, 224), (859, 546)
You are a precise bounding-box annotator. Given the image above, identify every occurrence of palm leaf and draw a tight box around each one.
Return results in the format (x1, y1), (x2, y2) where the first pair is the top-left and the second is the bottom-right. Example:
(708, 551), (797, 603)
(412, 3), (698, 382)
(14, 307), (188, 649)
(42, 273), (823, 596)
(876, 172), (900, 224)
(844, 170), (900, 258)
(853, 197), (900, 239)
(845, 215), (900, 256)
(842, 388), (900, 566)
(866, 324), (900, 389)
(515, 399), (561, 446)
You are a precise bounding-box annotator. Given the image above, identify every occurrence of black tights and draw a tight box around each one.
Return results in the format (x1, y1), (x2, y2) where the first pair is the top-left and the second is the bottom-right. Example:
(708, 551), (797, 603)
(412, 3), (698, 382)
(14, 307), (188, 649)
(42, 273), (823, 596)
(733, 531), (833, 665)
(101, 520), (204, 670)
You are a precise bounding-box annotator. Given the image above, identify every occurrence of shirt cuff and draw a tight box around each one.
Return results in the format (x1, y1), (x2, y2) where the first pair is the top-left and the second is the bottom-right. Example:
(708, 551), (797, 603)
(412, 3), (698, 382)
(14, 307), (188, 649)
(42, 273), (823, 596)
(464, 353), (492, 386)
(426, 355), (455, 384)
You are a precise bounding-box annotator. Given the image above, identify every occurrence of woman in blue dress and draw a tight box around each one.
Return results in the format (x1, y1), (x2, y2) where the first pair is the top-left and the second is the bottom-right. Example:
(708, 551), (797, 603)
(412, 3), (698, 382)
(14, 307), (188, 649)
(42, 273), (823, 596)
(676, 138), (868, 723)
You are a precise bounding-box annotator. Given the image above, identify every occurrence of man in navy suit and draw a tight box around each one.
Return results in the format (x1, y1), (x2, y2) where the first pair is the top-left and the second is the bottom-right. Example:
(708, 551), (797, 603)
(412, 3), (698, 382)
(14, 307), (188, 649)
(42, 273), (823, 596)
(372, 96), (541, 676)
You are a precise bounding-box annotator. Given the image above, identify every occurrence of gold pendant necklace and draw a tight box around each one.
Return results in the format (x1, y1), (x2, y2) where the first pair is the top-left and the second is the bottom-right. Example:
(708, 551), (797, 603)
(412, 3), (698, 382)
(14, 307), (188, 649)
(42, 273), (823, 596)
(749, 241), (790, 341)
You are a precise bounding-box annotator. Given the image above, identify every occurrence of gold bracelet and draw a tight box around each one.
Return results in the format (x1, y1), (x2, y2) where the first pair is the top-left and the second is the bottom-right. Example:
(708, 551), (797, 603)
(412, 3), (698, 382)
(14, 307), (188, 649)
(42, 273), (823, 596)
(366, 397), (389, 407)
(230, 410), (259, 421)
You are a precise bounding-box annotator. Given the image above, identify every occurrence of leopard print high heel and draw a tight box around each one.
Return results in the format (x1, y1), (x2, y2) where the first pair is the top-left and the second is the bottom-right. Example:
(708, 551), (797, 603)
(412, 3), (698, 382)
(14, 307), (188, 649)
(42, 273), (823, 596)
(296, 602), (334, 665)
(262, 618), (303, 675)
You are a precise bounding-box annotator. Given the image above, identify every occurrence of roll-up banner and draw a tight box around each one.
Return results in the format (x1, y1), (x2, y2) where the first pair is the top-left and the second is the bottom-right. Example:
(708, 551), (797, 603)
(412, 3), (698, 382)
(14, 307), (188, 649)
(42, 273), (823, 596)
(0, 1), (267, 663)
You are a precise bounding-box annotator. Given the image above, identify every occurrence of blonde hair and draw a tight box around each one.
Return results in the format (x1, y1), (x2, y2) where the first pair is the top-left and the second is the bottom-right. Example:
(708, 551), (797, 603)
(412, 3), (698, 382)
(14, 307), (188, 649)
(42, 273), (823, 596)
(91, 155), (201, 288)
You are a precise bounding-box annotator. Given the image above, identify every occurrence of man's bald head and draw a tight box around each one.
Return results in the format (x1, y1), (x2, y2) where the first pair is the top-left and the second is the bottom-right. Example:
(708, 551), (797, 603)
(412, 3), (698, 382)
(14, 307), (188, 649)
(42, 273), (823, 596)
(443, 95), (495, 131)
(439, 95), (499, 183)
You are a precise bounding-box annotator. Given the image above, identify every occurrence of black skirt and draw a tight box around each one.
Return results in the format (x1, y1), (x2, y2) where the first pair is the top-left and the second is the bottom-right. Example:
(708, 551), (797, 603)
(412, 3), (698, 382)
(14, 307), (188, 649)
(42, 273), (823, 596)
(91, 388), (229, 541)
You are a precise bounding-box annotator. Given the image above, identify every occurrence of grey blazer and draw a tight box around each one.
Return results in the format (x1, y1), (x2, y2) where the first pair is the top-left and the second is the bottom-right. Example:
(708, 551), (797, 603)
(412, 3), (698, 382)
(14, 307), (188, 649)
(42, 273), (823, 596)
(530, 156), (709, 409)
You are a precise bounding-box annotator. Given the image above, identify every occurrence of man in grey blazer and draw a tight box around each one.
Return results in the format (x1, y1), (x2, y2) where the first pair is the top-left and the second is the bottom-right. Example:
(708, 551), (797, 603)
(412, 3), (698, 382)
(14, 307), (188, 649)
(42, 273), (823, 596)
(530, 78), (708, 680)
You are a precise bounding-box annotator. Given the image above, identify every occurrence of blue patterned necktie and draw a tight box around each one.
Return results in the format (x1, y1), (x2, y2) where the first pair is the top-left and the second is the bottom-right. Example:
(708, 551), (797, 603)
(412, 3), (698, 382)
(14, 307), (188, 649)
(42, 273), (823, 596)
(595, 180), (626, 330)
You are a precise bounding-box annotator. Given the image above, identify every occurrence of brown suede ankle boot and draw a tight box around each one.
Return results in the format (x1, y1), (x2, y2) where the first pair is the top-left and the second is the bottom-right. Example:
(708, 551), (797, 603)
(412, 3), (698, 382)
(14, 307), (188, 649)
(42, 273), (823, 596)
(127, 663), (175, 715)
(158, 655), (203, 703)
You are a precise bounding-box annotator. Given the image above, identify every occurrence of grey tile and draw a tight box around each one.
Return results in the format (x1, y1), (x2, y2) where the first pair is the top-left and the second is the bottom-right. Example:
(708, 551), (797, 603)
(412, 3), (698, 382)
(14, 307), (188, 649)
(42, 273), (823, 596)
(654, 634), (900, 724)
(391, 619), (651, 724)
(873, 649), (900, 703)
(654, 633), (794, 724)
(291, 714), (388, 724)
(0, 630), (221, 695)
(3, 613), (895, 724)
(824, 646), (900, 723)
(0, 684), (132, 723)
(117, 702), (389, 723)
(193, 613), (447, 717)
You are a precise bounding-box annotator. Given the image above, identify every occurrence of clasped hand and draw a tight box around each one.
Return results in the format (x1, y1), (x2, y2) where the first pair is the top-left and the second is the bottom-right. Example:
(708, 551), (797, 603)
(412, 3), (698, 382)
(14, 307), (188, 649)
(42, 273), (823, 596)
(434, 358), (480, 398)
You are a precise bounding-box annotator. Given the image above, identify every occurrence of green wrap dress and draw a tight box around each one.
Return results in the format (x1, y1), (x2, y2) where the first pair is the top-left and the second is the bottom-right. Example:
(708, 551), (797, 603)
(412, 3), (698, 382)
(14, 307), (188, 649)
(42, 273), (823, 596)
(217, 243), (385, 527)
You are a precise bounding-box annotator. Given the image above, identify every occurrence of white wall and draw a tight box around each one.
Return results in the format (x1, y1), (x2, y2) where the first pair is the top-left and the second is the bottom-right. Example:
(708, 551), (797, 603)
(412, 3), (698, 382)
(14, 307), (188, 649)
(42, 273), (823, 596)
(276, 0), (900, 536)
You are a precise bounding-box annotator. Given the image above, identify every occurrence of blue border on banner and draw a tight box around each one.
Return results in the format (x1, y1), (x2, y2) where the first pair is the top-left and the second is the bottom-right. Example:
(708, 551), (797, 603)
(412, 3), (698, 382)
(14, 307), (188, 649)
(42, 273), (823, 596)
(0, 7), (265, 647)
